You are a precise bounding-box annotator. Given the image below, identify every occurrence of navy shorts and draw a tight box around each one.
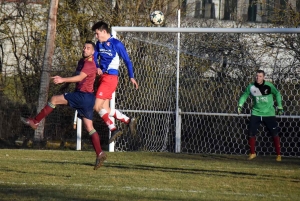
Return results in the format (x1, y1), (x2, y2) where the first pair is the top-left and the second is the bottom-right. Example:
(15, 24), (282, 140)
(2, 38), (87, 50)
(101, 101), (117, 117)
(248, 115), (278, 137)
(64, 91), (95, 120)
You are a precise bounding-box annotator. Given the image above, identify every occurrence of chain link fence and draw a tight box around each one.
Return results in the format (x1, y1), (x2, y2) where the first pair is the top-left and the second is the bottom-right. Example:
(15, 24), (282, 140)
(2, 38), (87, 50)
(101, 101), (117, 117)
(1, 30), (300, 156)
(112, 30), (300, 157)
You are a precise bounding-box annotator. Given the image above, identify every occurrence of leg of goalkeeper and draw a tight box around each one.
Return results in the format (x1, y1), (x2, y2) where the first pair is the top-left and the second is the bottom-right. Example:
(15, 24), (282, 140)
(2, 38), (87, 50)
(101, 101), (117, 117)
(247, 115), (261, 160)
(263, 116), (281, 161)
(83, 117), (106, 170)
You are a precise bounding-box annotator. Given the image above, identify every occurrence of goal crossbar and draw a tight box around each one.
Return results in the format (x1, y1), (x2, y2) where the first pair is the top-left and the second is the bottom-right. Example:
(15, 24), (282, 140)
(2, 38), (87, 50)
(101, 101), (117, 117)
(111, 27), (300, 33)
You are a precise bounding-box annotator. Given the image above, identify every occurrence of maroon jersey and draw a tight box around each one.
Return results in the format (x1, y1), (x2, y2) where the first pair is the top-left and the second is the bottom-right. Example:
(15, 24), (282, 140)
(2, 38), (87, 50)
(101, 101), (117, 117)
(75, 56), (96, 93)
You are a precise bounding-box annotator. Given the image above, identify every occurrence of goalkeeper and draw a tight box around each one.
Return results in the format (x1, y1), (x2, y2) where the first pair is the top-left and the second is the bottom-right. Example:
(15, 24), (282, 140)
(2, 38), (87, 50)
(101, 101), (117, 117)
(238, 69), (283, 161)
(20, 41), (106, 170)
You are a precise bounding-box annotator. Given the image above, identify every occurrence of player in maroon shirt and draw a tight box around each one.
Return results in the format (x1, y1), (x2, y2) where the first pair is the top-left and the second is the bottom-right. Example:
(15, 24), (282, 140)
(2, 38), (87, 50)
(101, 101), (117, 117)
(21, 41), (106, 170)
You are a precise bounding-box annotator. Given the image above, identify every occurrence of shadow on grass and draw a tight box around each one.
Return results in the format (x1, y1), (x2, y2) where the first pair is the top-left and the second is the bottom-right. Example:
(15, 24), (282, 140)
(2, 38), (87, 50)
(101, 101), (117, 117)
(105, 162), (257, 177)
(40, 159), (94, 169)
(0, 183), (196, 201)
(153, 152), (300, 166)
(101, 153), (300, 183)
(0, 184), (108, 201)
(16, 152), (300, 185)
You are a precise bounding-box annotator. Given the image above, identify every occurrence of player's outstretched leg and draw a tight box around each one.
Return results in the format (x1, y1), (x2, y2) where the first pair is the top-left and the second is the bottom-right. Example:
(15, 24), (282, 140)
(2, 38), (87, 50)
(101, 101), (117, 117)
(20, 117), (39, 129)
(20, 102), (55, 130)
(99, 109), (123, 143)
(109, 129), (123, 144)
(110, 109), (137, 135)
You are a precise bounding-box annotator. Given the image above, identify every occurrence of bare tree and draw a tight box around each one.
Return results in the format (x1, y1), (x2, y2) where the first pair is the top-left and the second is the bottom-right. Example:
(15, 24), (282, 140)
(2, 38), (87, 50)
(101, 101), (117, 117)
(34, 0), (58, 141)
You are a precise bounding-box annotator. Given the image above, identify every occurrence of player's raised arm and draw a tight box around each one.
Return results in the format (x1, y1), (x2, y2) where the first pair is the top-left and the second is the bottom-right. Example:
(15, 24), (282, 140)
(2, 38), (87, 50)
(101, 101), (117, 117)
(115, 41), (134, 78)
(115, 41), (138, 89)
(51, 72), (87, 84)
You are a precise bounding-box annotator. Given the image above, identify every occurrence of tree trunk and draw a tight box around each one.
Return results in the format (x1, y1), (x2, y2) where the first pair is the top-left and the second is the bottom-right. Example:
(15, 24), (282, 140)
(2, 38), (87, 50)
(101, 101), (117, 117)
(34, 0), (58, 141)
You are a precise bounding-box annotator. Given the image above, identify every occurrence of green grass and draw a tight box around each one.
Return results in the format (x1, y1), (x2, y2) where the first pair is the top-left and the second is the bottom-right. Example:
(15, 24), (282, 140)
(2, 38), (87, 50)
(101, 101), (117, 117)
(0, 149), (299, 201)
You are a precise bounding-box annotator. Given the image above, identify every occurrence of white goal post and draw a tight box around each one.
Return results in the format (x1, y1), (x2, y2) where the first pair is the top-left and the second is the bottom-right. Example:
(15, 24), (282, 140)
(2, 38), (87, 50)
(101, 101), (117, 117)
(76, 27), (300, 156)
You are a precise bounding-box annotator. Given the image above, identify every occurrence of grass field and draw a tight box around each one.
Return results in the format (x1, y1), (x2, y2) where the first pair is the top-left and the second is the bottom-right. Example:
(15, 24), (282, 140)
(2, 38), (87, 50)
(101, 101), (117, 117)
(0, 149), (299, 201)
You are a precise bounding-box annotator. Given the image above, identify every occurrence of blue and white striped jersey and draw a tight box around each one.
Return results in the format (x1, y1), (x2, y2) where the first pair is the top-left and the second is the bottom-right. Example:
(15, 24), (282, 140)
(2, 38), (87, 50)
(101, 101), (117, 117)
(94, 37), (134, 78)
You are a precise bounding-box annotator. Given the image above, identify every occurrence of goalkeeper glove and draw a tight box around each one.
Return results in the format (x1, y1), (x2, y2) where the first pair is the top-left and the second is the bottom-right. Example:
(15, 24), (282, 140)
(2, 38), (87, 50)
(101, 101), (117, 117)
(237, 106), (242, 115)
(277, 108), (284, 116)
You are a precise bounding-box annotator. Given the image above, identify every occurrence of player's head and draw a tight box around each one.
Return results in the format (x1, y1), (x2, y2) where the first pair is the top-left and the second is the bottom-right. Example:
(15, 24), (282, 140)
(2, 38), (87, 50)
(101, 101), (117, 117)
(82, 41), (95, 58)
(255, 69), (265, 84)
(92, 21), (110, 42)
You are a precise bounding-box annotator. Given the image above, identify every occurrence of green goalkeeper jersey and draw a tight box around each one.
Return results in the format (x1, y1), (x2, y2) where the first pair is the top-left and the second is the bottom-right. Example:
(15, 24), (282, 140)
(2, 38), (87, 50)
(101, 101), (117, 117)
(238, 81), (283, 116)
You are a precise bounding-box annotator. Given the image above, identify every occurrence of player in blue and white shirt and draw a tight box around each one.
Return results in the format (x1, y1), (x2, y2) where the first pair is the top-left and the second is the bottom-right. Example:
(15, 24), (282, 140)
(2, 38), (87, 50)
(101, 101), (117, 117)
(92, 21), (139, 143)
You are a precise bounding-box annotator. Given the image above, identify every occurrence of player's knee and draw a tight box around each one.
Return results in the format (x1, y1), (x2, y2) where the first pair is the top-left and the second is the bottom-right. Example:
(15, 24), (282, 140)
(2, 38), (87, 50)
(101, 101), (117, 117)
(84, 123), (93, 132)
(109, 109), (115, 117)
(93, 104), (101, 112)
(49, 97), (57, 105)
(269, 127), (278, 137)
(99, 109), (107, 117)
(87, 128), (96, 135)
(94, 99), (105, 112)
(271, 131), (278, 137)
(248, 132), (256, 137)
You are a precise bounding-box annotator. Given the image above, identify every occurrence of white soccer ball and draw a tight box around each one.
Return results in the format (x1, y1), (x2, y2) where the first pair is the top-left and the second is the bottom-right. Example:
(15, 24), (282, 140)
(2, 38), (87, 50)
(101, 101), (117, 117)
(150, 10), (164, 25)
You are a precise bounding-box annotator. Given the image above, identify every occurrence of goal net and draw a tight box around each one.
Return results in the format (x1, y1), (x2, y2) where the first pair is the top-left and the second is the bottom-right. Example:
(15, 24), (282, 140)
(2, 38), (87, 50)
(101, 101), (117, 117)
(111, 27), (300, 157)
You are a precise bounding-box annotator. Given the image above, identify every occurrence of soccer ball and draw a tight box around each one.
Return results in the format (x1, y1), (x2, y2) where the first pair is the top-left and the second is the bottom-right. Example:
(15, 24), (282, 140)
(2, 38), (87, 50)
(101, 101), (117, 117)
(150, 10), (164, 25)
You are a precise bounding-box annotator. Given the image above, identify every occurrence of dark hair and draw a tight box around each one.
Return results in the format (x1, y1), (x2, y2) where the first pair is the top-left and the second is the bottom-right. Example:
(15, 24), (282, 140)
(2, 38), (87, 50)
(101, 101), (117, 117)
(85, 40), (95, 50)
(256, 69), (265, 76)
(91, 21), (110, 33)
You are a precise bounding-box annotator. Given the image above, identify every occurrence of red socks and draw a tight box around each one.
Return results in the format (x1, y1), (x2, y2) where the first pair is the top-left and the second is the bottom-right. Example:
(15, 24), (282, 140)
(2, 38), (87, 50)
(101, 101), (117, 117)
(34, 103), (55, 123)
(249, 136), (281, 155)
(90, 130), (102, 156)
(273, 136), (281, 155)
(249, 137), (256, 154)
(101, 113), (116, 131)
(112, 110), (129, 124)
